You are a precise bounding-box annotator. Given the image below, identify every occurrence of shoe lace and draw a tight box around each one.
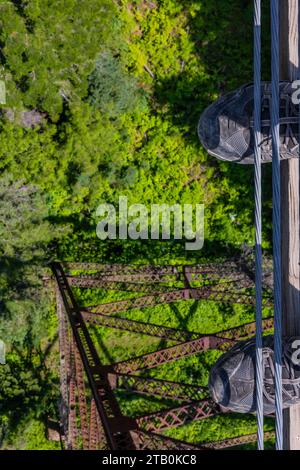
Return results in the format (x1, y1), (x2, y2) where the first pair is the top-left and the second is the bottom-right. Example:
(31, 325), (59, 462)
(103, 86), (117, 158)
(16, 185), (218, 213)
(262, 341), (300, 409)
(250, 84), (299, 157)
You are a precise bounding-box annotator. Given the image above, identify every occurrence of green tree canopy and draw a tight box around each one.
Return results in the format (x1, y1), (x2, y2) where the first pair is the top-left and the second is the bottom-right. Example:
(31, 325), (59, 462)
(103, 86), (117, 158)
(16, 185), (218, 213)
(0, 0), (116, 119)
(0, 175), (64, 346)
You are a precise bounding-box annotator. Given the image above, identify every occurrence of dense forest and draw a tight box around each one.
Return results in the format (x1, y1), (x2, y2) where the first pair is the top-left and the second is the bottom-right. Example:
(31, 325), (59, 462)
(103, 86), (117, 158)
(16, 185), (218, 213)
(0, 0), (274, 449)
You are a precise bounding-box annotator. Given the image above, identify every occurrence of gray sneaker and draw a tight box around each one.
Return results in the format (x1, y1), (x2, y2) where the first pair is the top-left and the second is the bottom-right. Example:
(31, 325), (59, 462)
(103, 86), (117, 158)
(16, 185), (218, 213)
(198, 82), (299, 164)
(209, 335), (300, 415)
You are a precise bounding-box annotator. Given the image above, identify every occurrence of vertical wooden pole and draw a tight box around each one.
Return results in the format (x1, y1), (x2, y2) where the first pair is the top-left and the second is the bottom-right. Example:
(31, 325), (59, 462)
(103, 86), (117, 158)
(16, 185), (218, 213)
(280, 0), (300, 450)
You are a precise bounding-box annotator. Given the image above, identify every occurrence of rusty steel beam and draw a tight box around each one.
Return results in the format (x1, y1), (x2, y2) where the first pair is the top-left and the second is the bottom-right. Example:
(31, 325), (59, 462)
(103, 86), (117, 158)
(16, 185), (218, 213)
(56, 289), (70, 443)
(105, 318), (274, 374)
(68, 277), (177, 294)
(64, 261), (250, 275)
(95, 403), (108, 450)
(68, 279), (273, 307)
(183, 265), (272, 305)
(184, 264), (252, 285)
(73, 343), (89, 450)
(108, 373), (206, 402)
(216, 317), (274, 340)
(85, 290), (187, 315)
(89, 399), (99, 450)
(85, 288), (272, 317)
(88, 397), (109, 450)
(65, 262), (273, 301)
(69, 276), (272, 307)
(190, 286), (272, 307)
(63, 263), (179, 275)
(185, 259), (272, 283)
(134, 430), (275, 451)
(55, 261), (275, 450)
(52, 262), (137, 450)
(64, 261), (255, 282)
(136, 399), (220, 432)
(83, 311), (200, 342)
(67, 272), (179, 284)
(68, 376), (77, 450)
(105, 336), (229, 374)
(201, 431), (275, 450)
(132, 430), (206, 450)
(89, 399), (97, 450)
(68, 339), (78, 450)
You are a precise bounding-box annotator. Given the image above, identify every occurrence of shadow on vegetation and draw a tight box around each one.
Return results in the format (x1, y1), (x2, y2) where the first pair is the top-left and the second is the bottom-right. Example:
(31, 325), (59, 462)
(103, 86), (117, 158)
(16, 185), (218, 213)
(151, 0), (273, 253)
(0, 348), (60, 447)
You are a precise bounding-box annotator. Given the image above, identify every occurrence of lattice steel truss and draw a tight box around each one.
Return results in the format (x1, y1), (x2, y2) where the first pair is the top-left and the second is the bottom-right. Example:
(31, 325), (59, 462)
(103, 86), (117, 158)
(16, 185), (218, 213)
(52, 261), (274, 450)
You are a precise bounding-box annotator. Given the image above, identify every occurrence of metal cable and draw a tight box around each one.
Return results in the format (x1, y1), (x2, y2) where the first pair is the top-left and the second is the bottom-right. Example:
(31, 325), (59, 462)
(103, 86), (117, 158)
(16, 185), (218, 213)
(271, 0), (283, 451)
(254, 0), (264, 451)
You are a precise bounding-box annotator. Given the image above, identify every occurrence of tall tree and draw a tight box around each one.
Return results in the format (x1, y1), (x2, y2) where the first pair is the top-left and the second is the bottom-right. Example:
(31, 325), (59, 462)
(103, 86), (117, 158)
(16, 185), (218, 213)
(0, 175), (63, 346)
(0, 0), (116, 119)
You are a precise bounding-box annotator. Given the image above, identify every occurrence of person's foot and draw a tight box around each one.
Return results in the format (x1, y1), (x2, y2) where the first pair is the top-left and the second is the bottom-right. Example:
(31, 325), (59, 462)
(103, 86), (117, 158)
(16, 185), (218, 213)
(209, 335), (300, 415)
(198, 82), (299, 164)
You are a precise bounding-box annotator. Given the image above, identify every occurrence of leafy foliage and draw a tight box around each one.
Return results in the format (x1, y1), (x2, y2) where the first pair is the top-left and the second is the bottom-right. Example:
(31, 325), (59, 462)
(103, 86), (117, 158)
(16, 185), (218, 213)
(0, 349), (60, 449)
(89, 51), (147, 117)
(0, 0), (116, 119)
(0, 175), (63, 346)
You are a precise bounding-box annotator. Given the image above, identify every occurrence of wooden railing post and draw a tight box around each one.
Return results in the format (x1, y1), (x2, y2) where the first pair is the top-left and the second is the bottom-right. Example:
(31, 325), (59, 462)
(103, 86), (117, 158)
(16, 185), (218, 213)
(280, 0), (300, 450)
